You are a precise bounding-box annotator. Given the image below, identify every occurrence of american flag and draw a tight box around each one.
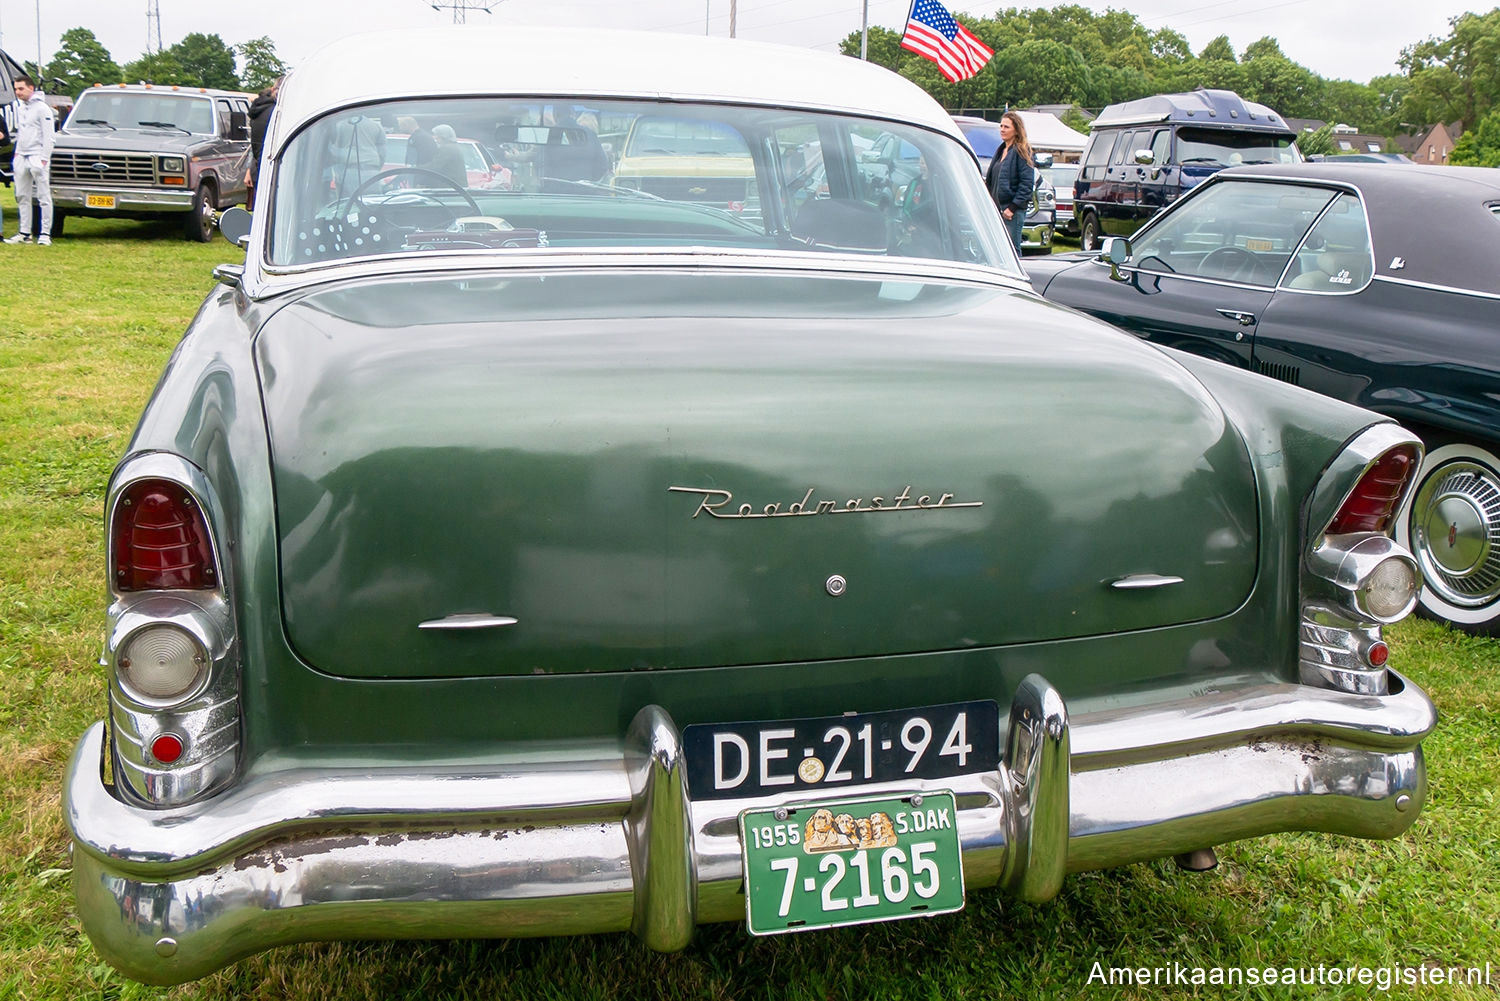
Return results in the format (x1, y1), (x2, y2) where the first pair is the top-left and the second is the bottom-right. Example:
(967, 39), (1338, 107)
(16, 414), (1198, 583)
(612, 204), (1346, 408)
(900, 0), (994, 83)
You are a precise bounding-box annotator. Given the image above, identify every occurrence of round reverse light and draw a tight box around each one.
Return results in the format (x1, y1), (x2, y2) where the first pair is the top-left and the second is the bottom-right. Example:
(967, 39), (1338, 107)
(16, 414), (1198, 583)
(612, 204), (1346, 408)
(1357, 557), (1419, 621)
(117, 624), (208, 705)
(151, 733), (185, 764)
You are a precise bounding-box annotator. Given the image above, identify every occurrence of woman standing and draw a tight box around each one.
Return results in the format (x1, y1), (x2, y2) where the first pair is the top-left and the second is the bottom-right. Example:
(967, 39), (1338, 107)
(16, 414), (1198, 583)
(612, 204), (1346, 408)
(985, 111), (1036, 252)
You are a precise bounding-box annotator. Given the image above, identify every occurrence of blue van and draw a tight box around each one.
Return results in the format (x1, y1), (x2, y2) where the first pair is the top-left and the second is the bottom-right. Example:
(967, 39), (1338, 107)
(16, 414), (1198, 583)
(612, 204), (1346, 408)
(1072, 89), (1300, 250)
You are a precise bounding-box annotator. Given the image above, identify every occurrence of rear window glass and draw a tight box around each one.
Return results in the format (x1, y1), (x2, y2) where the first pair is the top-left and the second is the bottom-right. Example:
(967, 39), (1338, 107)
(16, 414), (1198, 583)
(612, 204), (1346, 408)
(1279, 193), (1373, 293)
(1176, 127), (1301, 167)
(268, 96), (1016, 273)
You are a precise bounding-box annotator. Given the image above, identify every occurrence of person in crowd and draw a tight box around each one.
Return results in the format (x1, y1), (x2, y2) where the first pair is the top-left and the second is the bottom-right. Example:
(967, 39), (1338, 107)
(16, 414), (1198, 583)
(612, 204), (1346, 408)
(429, 124), (468, 187)
(245, 77), (281, 210)
(328, 112), (387, 197)
(984, 110), (1036, 252)
(5, 75), (56, 245)
(400, 116), (437, 168)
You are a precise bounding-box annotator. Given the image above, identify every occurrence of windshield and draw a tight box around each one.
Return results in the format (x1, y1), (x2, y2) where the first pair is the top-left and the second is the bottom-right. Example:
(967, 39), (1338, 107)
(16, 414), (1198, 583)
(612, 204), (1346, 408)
(67, 91), (217, 134)
(268, 97), (1015, 272)
(1175, 127), (1301, 167)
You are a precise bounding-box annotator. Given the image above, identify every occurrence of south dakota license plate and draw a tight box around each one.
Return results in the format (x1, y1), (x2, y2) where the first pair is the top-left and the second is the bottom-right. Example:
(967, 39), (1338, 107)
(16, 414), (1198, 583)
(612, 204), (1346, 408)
(741, 791), (964, 934)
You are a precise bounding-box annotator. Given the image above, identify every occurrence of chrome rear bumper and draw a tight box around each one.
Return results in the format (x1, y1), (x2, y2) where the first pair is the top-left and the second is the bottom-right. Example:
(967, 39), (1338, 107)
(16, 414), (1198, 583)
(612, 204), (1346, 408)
(65, 672), (1434, 985)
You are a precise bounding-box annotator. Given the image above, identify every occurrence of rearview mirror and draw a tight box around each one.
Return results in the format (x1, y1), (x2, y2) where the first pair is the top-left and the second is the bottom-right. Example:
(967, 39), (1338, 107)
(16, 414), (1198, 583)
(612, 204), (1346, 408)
(1134, 149), (1155, 166)
(1101, 236), (1132, 281)
(218, 206), (252, 249)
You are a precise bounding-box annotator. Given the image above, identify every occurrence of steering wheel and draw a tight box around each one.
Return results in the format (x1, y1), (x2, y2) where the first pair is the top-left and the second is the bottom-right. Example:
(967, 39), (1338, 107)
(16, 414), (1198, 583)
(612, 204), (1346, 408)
(1199, 246), (1260, 282)
(330, 167), (484, 252)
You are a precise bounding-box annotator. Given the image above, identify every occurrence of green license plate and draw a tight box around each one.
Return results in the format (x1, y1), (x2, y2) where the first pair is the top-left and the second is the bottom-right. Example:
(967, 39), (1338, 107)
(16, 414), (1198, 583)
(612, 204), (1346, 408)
(741, 791), (965, 935)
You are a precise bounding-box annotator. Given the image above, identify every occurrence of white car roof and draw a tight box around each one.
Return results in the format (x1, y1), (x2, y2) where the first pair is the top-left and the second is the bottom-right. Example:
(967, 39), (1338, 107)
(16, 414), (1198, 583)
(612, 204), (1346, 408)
(269, 26), (961, 156)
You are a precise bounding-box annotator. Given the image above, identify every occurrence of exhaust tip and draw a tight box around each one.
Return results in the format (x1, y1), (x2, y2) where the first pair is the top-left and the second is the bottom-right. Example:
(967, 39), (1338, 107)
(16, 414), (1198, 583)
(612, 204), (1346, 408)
(1173, 847), (1219, 872)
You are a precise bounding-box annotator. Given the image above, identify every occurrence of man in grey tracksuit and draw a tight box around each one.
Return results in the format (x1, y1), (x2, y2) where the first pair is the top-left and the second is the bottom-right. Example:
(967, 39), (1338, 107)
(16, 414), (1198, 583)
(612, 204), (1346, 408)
(5, 75), (56, 245)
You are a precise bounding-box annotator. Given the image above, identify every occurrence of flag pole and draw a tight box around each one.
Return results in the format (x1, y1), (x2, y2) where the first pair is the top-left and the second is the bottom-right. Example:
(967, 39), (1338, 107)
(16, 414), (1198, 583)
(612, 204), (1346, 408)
(860, 0), (869, 59)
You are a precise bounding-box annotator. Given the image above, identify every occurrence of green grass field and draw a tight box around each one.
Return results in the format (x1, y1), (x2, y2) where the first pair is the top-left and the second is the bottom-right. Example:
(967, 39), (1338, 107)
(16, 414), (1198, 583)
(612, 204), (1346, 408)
(2, 197), (1497, 1000)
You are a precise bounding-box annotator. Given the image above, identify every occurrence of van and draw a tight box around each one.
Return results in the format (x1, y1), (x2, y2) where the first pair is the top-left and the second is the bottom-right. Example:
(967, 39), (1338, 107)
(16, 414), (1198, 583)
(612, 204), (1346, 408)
(1072, 88), (1299, 250)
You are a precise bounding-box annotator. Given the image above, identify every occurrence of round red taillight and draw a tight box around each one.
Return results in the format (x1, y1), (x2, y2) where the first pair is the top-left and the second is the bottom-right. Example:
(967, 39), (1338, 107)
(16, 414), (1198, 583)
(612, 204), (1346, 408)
(151, 733), (185, 764)
(1366, 641), (1390, 668)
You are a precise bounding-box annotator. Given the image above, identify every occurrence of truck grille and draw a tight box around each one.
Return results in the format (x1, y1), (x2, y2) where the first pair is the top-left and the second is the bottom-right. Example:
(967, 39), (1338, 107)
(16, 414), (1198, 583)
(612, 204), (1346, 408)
(637, 177), (749, 204)
(52, 151), (157, 185)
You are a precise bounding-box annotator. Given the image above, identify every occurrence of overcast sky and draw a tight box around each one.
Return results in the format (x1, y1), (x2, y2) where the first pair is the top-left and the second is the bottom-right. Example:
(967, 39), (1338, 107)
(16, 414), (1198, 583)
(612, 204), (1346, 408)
(3, 0), (1482, 89)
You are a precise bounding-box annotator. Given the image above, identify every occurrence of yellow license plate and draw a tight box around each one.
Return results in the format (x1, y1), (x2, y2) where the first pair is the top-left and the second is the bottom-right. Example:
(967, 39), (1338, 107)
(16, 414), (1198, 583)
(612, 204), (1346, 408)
(86, 194), (117, 209)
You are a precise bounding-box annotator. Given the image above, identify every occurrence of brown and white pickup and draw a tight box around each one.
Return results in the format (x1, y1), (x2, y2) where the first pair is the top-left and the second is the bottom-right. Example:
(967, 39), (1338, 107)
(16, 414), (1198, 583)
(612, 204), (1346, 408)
(49, 84), (252, 241)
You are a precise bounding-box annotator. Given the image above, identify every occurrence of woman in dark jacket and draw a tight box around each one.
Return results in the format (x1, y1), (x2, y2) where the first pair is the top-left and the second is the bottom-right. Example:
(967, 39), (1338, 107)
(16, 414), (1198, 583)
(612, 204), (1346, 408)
(984, 110), (1035, 252)
(246, 78), (280, 209)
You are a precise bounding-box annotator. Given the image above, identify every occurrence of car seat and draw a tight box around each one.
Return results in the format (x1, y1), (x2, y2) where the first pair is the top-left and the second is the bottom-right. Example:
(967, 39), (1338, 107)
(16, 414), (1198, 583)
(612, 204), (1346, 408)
(791, 199), (888, 254)
(1287, 250), (1372, 290)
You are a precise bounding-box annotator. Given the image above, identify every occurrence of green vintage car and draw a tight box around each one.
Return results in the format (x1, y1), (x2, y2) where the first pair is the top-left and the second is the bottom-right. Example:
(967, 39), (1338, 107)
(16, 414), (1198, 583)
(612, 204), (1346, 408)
(64, 27), (1436, 985)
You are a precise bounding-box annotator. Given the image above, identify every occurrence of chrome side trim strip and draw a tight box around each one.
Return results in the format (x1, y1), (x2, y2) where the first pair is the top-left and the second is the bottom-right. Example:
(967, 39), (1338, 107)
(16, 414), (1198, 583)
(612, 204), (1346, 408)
(1373, 273), (1500, 302)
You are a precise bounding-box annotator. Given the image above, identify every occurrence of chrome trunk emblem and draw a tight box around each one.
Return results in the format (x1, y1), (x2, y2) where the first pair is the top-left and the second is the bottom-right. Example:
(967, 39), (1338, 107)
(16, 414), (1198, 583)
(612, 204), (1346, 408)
(669, 485), (981, 520)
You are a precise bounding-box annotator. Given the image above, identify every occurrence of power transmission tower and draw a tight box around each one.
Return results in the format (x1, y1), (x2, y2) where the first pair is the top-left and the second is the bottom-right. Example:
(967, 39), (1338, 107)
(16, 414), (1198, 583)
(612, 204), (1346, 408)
(146, 0), (164, 56)
(426, 0), (505, 24)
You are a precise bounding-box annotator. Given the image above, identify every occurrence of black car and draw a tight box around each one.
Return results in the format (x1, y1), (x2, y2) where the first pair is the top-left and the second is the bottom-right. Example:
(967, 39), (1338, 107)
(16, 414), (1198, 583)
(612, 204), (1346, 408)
(1026, 163), (1500, 634)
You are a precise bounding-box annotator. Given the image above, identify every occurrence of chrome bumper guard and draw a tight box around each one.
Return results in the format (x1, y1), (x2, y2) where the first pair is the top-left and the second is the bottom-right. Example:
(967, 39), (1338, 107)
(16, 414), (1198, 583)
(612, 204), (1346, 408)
(65, 672), (1435, 985)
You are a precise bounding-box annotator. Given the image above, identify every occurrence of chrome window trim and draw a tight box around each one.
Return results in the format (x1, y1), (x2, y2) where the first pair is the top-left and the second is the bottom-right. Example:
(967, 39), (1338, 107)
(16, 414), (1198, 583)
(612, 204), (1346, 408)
(1273, 190), (1376, 294)
(241, 253), (1034, 303)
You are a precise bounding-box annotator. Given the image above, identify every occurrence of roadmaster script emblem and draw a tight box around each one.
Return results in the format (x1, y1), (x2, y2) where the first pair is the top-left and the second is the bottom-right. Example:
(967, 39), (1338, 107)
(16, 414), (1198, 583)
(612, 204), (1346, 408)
(669, 485), (982, 519)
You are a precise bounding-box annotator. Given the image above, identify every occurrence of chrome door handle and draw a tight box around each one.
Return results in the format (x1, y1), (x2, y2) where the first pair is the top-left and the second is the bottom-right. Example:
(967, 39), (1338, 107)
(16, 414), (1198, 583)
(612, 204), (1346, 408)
(1216, 308), (1256, 326)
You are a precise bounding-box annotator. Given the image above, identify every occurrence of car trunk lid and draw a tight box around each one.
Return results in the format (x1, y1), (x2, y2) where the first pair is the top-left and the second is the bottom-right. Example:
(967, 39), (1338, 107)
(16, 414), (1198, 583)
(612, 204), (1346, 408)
(256, 269), (1259, 678)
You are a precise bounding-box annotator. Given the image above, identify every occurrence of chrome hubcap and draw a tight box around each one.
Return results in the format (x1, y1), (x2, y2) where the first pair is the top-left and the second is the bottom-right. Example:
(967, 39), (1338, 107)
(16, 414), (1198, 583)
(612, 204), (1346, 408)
(1413, 461), (1500, 607)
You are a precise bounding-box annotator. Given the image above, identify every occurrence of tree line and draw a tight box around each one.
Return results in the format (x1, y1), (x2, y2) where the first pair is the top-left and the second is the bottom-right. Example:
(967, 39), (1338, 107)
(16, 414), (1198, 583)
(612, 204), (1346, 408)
(27, 8), (1500, 166)
(839, 5), (1500, 164)
(29, 28), (286, 98)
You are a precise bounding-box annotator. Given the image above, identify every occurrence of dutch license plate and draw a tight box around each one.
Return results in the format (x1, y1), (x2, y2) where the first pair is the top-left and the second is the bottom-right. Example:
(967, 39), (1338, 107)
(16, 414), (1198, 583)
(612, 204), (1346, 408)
(86, 194), (117, 209)
(741, 791), (965, 935)
(683, 700), (998, 800)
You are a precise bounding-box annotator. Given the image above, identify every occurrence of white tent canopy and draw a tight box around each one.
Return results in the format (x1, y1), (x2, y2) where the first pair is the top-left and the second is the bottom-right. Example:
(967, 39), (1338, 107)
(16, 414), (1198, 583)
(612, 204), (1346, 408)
(1015, 111), (1087, 153)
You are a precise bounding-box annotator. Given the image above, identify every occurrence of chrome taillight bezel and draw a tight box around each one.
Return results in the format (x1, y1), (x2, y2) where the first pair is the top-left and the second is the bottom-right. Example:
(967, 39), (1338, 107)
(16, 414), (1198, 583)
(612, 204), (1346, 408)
(1300, 425), (1424, 696)
(104, 453), (241, 808)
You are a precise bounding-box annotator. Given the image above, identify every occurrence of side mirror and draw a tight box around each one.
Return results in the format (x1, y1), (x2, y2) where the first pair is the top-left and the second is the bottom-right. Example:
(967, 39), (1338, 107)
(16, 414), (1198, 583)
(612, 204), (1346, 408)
(1034, 152), (1054, 168)
(218, 205), (252, 249)
(1101, 236), (1132, 282)
(230, 109), (249, 140)
(1134, 149), (1154, 166)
